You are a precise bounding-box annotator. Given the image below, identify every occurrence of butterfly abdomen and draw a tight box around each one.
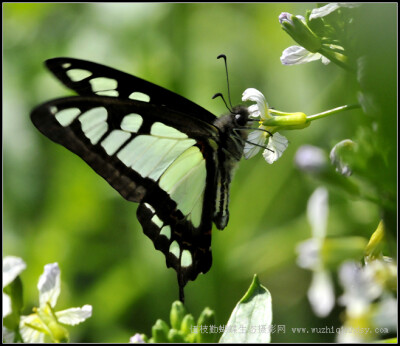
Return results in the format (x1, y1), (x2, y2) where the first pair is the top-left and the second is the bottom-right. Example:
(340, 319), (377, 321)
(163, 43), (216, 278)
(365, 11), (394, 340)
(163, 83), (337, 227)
(212, 107), (249, 230)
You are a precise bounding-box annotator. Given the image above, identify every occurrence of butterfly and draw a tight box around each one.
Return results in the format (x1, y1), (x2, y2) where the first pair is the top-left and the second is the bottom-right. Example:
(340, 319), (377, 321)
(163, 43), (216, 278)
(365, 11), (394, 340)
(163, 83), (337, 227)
(31, 57), (251, 302)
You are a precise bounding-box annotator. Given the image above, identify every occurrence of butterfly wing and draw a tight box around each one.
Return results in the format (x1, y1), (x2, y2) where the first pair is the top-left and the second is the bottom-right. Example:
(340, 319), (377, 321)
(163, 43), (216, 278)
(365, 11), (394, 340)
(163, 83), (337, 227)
(45, 57), (216, 123)
(31, 96), (221, 297)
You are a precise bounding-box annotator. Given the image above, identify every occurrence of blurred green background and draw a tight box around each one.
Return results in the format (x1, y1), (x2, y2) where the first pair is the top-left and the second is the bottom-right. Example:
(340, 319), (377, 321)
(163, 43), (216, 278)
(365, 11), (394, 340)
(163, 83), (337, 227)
(3, 3), (396, 343)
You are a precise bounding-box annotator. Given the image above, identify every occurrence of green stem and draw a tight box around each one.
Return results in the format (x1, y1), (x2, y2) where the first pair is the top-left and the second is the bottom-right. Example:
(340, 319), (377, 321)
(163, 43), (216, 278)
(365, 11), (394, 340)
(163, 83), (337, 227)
(319, 47), (354, 72)
(306, 104), (360, 122)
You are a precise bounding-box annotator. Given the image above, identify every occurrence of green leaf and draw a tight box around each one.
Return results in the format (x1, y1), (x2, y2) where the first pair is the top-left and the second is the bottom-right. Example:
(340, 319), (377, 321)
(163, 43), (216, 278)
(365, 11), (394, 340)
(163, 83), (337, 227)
(219, 275), (272, 343)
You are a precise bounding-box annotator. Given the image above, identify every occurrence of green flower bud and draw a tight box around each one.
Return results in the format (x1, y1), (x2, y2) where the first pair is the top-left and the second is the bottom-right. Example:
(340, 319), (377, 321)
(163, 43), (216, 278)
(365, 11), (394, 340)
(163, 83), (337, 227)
(168, 329), (186, 343)
(185, 332), (198, 343)
(170, 301), (187, 330)
(197, 307), (217, 343)
(364, 220), (385, 263)
(321, 236), (368, 269)
(180, 314), (196, 335)
(151, 319), (169, 343)
(279, 12), (321, 52)
(262, 112), (307, 127)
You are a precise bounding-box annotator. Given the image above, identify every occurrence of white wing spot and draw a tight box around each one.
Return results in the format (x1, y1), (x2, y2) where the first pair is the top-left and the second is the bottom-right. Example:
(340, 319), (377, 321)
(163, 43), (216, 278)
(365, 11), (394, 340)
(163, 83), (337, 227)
(169, 241), (180, 259)
(66, 69), (92, 82)
(160, 225), (171, 240)
(89, 77), (118, 94)
(61, 63), (71, 69)
(96, 90), (119, 97)
(100, 130), (131, 155)
(151, 214), (164, 228)
(49, 106), (58, 115)
(181, 250), (192, 268)
(150, 122), (188, 139)
(144, 203), (155, 214)
(129, 92), (150, 102)
(120, 113), (143, 132)
(55, 108), (81, 127)
(79, 107), (108, 145)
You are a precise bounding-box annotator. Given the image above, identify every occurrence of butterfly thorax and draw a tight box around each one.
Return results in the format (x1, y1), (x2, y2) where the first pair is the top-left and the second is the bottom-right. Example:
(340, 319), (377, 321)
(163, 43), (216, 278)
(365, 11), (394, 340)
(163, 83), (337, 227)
(212, 105), (249, 230)
(212, 105), (249, 159)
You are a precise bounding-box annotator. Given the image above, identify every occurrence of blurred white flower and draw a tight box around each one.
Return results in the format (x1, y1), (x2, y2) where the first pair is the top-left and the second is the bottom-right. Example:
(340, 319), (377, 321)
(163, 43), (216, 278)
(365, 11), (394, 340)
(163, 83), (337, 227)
(337, 259), (397, 342)
(242, 88), (288, 164)
(294, 145), (328, 173)
(130, 333), (146, 343)
(296, 187), (335, 317)
(19, 263), (92, 343)
(3, 256), (26, 318)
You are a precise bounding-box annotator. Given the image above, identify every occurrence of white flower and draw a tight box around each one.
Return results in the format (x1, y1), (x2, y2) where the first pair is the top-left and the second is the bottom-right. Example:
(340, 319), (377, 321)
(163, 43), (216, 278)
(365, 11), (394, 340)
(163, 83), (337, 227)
(3, 256), (26, 318)
(296, 187), (335, 317)
(130, 333), (146, 343)
(281, 45), (330, 66)
(242, 88), (288, 164)
(294, 145), (328, 173)
(337, 259), (397, 343)
(309, 3), (359, 20)
(19, 263), (92, 343)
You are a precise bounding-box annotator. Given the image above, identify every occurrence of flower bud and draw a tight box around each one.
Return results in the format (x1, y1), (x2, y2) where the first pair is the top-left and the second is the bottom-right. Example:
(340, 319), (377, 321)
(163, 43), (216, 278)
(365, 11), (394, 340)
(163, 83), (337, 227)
(279, 12), (321, 52)
(180, 313), (196, 335)
(151, 319), (169, 343)
(364, 221), (385, 263)
(167, 329), (186, 343)
(169, 301), (187, 330)
(330, 139), (355, 176)
(197, 307), (217, 343)
(262, 112), (307, 127)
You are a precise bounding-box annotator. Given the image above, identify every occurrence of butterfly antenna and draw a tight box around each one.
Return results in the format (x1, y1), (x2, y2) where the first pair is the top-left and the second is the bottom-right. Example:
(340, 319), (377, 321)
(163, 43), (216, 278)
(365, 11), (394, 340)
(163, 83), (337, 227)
(217, 54), (234, 110)
(212, 92), (233, 113)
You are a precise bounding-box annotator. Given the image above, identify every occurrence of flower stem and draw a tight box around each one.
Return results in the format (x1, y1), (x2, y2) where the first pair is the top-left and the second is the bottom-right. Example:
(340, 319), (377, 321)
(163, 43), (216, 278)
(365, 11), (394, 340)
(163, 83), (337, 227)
(306, 104), (360, 122)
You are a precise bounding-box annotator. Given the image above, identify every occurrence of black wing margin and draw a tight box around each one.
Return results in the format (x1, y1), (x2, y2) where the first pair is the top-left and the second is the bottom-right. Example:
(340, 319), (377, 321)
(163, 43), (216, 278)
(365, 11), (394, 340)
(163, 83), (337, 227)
(45, 57), (217, 123)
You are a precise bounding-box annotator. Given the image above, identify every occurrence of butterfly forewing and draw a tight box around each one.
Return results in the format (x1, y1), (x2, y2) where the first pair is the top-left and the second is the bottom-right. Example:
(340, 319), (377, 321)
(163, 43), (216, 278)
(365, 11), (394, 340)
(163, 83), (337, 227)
(46, 57), (216, 123)
(31, 95), (221, 292)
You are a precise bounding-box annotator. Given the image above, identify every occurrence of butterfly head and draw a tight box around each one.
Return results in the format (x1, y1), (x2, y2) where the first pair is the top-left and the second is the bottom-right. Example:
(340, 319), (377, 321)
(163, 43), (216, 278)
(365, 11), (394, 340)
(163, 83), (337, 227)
(232, 105), (250, 127)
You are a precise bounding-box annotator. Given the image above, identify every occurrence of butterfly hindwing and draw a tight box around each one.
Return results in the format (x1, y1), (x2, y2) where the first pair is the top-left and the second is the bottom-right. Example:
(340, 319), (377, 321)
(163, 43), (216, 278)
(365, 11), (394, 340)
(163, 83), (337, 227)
(31, 95), (221, 292)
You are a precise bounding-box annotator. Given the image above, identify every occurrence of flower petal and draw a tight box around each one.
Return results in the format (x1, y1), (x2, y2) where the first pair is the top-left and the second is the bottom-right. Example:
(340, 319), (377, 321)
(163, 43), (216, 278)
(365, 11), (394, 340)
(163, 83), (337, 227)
(56, 305), (92, 325)
(280, 46), (324, 65)
(242, 88), (268, 119)
(262, 132), (288, 164)
(247, 104), (261, 118)
(296, 238), (321, 270)
(3, 293), (12, 318)
(20, 314), (46, 343)
(307, 187), (328, 239)
(2, 326), (15, 343)
(38, 263), (60, 308)
(309, 3), (358, 20)
(338, 261), (382, 316)
(243, 130), (265, 159)
(3, 256), (26, 287)
(308, 270), (335, 317)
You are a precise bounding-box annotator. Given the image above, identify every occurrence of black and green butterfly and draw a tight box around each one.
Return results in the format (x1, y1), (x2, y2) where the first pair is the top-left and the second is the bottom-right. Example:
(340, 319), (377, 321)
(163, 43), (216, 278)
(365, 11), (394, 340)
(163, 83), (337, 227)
(31, 57), (252, 301)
